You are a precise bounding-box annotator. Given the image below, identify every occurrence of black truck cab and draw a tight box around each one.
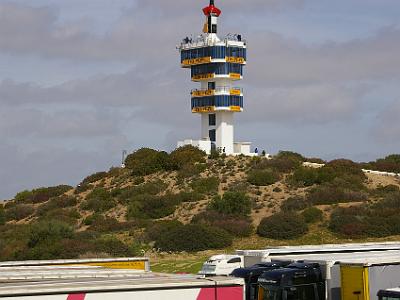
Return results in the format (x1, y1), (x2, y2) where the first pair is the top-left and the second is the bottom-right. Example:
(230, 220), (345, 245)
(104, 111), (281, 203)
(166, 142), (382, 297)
(231, 262), (291, 300)
(378, 289), (400, 300)
(257, 262), (325, 300)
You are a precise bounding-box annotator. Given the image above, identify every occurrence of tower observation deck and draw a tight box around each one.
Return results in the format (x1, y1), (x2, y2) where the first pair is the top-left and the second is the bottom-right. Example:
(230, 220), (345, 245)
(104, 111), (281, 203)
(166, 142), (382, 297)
(177, 0), (256, 156)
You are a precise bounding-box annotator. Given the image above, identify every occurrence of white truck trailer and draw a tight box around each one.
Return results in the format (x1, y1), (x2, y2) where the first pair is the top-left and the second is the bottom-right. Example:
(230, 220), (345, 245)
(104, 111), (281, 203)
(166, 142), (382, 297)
(0, 268), (245, 300)
(259, 250), (400, 300)
(199, 242), (400, 276)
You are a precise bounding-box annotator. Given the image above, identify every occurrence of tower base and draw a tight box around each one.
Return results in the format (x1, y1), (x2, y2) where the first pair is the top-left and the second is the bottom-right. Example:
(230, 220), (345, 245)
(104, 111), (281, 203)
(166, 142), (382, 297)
(177, 139), (262, 157)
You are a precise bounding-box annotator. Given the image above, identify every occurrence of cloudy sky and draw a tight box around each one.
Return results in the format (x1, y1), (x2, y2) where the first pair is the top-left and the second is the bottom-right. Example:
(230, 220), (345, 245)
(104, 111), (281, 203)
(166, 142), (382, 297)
(0, 0), (399, 199)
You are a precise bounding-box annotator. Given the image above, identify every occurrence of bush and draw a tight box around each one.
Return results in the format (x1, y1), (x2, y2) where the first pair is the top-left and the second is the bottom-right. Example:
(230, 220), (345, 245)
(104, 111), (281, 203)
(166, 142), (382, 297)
(88, 215), (134, 232)
(125, 148), (171, 176)
(37, 196), (78, 216)
(329, 207), (367, 238)
(28, 221), (74, 248)
(118, 181), (167, 204)
(81, 188), (116, 213)
(307, 185), (367, 205)
(93, 235), (139, 257)
(41, 208), (80, 226)
(302, 207), (323, 223)
(209, 192), (251, 216)
(257, 212), (308, 239)
(126, 193), (179, 220)
(280, 196), (309, 211)
(0, 206), (5, 225)
(81, 172), (108, 185)
(146, 220), (183, 242)
(15, 185), (73, 204)
(247, 170), (280, 186)
(361, 154), (400, 173)
(171, 191), (203, 203)
(190, 177), (219, 194)
(154, 224), (232, 252)
(170, 146), (206, 169)
(288, 167), (322, 187)
(5, 204), (35, 221)
(192, 211), (253, 237)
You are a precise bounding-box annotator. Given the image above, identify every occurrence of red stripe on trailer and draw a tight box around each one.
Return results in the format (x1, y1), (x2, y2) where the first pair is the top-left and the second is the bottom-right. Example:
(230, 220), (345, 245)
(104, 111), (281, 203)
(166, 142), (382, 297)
(67, 294), (85, 300)
(197, 286), (243, 300)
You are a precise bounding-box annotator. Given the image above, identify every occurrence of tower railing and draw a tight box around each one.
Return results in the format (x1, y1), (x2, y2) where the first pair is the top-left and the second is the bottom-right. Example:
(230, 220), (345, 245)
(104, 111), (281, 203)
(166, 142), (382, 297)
(179, 34), (246, 49)
(191, 86), (243, 96)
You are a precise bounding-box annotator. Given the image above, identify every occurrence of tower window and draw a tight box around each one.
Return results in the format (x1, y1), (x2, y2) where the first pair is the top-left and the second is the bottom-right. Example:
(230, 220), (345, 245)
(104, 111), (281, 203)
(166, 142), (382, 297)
(209, 129), (216, 142)
(209, 114), (216, 126)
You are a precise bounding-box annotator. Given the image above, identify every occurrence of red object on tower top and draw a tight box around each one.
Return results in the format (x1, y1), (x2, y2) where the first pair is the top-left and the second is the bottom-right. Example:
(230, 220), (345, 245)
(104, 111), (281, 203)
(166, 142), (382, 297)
(203, 0), (221, 17)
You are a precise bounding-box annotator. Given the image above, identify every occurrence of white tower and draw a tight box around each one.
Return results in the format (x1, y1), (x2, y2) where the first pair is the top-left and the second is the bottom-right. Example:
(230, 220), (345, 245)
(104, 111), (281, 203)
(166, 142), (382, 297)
(178, 0), (254, 156)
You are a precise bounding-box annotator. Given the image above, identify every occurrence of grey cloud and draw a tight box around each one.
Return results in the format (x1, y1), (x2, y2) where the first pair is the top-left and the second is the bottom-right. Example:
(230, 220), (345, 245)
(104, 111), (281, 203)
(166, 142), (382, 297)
(372, 100), (400, 142)
(0, 142), (119, 200)
(242, 84), (368, 125)
(246, 27), (400, 85)
(0, 106), (121, 138)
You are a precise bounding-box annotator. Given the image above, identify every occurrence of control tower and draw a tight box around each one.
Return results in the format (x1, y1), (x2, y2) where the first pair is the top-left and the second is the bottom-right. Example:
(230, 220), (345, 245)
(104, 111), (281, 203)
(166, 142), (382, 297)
(178, 0), (255, 156)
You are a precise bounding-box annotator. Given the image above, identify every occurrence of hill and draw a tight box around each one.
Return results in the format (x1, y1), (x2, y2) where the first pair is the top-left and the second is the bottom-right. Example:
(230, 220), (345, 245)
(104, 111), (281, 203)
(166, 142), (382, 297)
(1, 147), (400, 269)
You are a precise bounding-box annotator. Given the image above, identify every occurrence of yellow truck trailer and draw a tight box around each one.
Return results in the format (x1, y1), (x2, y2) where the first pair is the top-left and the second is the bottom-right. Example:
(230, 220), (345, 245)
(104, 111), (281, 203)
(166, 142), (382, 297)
(0, 257), (150, 271)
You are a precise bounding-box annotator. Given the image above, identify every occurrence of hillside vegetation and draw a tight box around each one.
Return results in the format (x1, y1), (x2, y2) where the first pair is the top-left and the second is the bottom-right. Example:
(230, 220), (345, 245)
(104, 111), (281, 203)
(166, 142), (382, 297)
(1, 147), (400, 261)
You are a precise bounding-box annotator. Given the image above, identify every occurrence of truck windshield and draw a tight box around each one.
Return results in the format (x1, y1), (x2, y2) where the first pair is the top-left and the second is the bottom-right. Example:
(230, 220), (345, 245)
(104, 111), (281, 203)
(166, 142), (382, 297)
(258, 284), (317, 300)
(258, 286), (281, 300)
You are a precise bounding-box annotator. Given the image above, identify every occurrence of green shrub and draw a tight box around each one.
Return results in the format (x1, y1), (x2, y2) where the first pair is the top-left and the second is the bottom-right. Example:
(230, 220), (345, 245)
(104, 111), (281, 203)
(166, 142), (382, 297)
(141, 195), (178, 219)
(154, 224), (232, 252)
(280, 196), (309, 211)
(81, 172), (108, 185)
(5, 204), (35, 221)
(190, 177), (219, 194)
(209, 192), (251, 216)
(93, 235), (139, 257)
(170, 145), (206, 169)
(28, 221), (74, 248)
(15, 185), (73, 204)
(307, 185), (367, 205)
(126, 193), (179, 220)
(146, 220), (183, 242)
(192, 211), (253, 237)
(125, 148), (171, 175)
(88, 215), (133, 232)
(0, 206), (5, 225)
(41, 208), (80, 226)
(81, 188), (116, 213)
(172, 191), (203, 203)
(275, 151), (305, 163)
(177, 163), (206, 179)
(74, 183), (92, 194)
(329, 207), (367, 238)
(37, 196), (78, 216)
(257, 212), (308, 239)
(247, 170), (280, 186)
(288, 167), (321, 187)
(373, 185), (400, 197)
(118, 181), (167, 204)
(302, 207), (323, 223)
(361, 154), (400, 173)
